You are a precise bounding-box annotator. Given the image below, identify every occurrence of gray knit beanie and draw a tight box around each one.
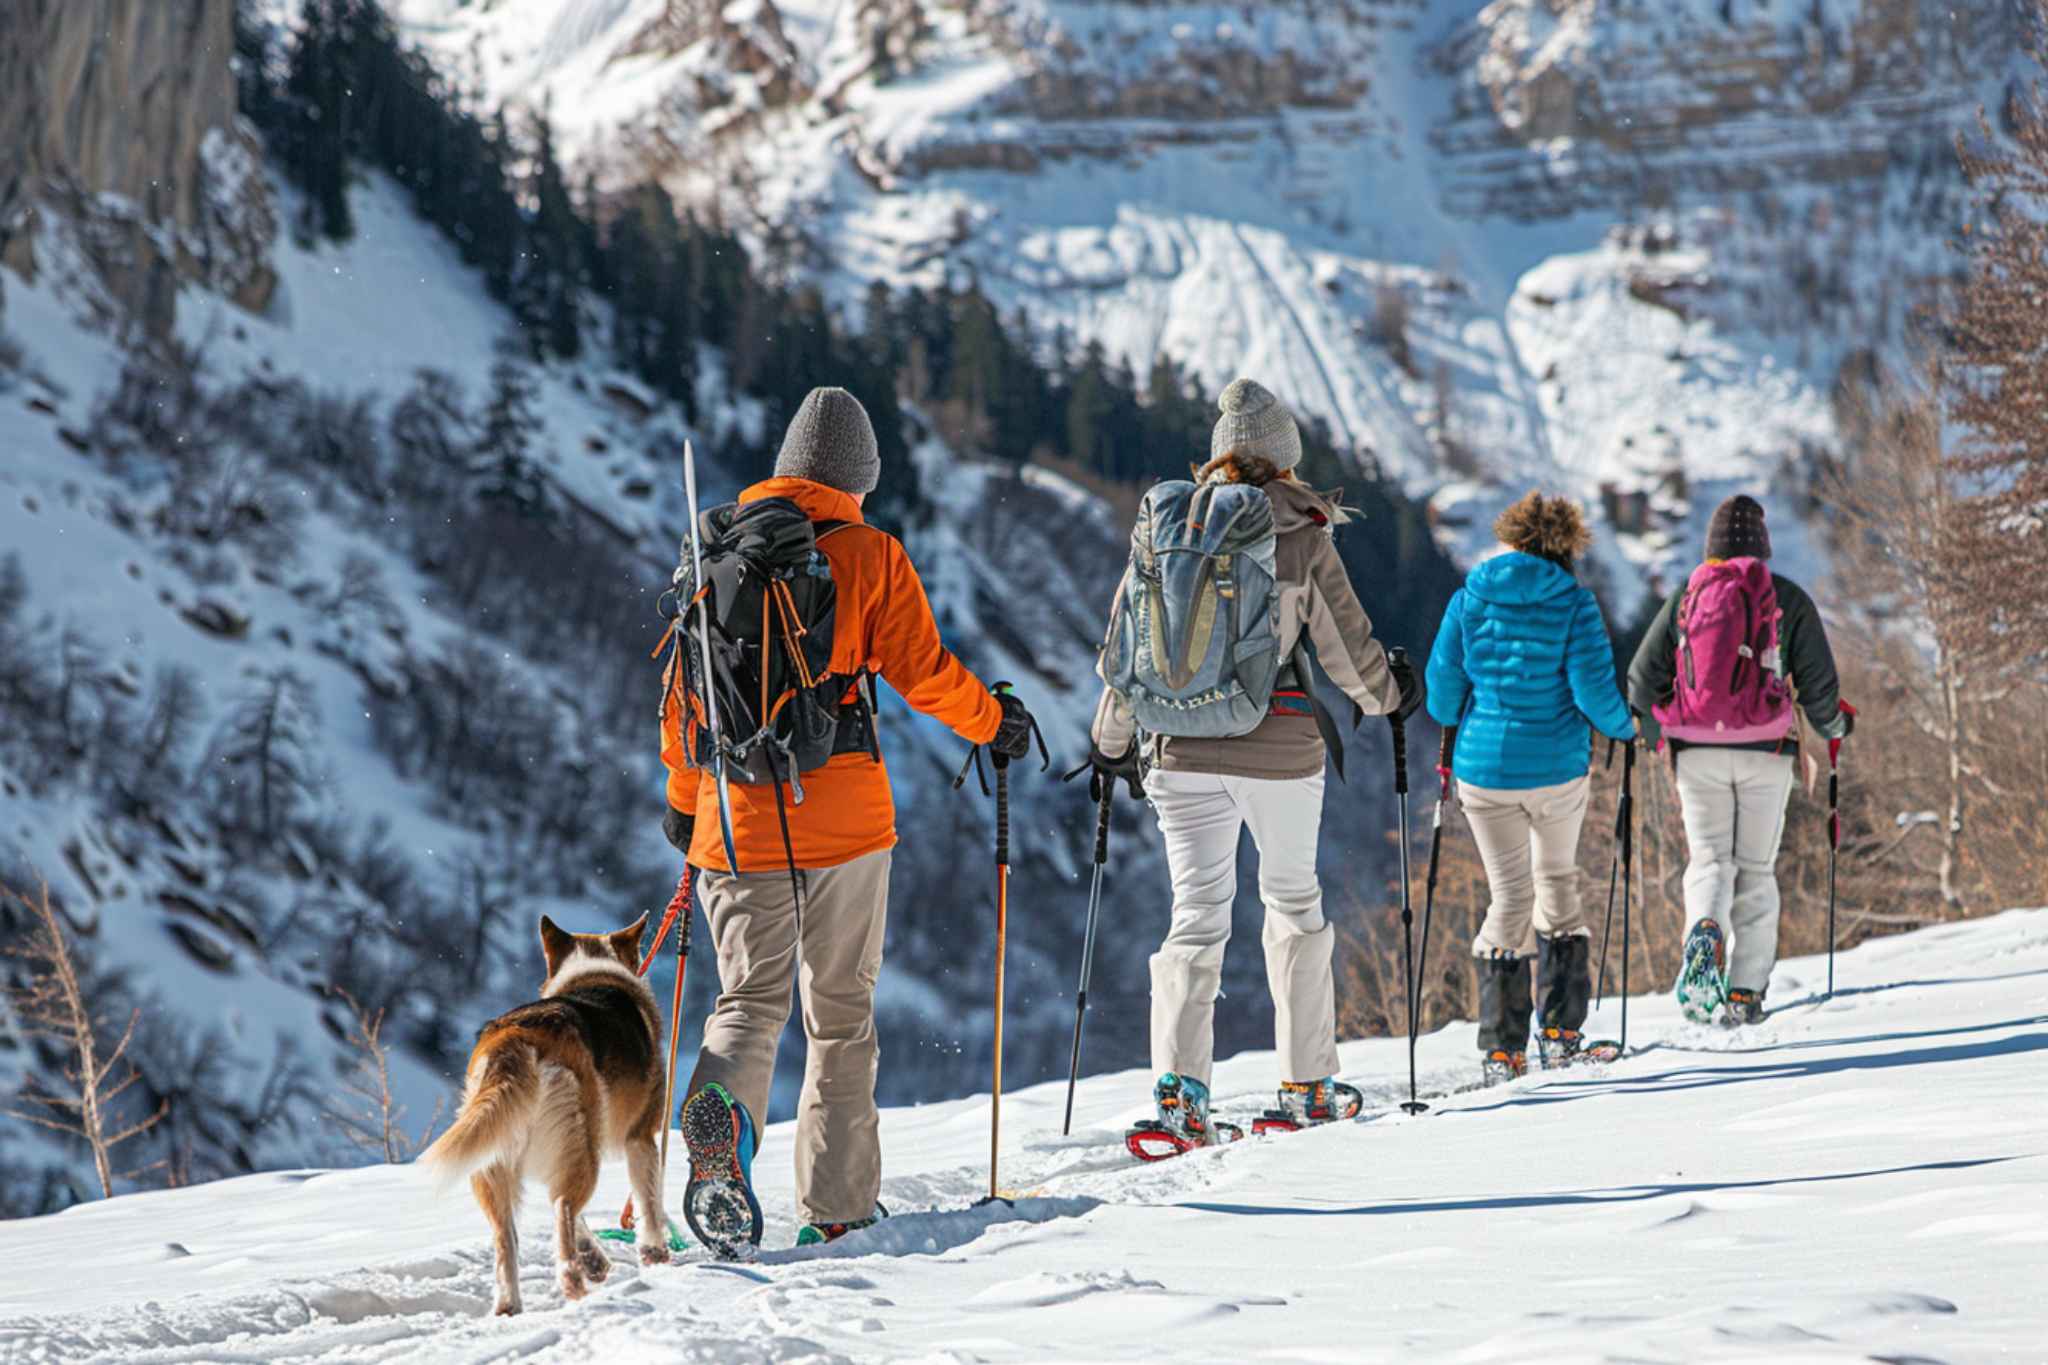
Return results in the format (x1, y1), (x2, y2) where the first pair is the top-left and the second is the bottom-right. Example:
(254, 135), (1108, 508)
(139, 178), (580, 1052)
(1210, 378), (1303, 471)
(774, 387), (881, 495)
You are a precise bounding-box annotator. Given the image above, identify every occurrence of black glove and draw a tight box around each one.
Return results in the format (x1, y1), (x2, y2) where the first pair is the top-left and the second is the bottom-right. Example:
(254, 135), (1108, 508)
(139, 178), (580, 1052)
(991, 690), (1036, 762)
(662, 806), (695, 854)
(1387, 651), (1425, 723)
(1085, 743), (1145, 802)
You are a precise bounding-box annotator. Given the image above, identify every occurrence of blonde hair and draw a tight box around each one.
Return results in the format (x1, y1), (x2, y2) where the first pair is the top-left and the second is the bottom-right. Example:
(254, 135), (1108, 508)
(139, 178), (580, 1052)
(1192, 450), (1297, 487)
(1494, 491), (1593, 563)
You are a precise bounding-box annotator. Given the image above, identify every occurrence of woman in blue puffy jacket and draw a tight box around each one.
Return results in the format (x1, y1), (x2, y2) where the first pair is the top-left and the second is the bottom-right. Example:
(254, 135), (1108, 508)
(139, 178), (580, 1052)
(1425, 492), (1636, 1084)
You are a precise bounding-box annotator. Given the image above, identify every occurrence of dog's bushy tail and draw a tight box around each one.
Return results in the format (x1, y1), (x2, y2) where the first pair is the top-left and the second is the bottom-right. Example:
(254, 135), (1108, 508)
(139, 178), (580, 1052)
(418, 1040), (537, 1185)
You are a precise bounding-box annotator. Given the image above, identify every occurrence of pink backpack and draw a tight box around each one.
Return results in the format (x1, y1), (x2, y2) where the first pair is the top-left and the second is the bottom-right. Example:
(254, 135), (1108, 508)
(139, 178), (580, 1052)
(1653, 557), (1794, 745)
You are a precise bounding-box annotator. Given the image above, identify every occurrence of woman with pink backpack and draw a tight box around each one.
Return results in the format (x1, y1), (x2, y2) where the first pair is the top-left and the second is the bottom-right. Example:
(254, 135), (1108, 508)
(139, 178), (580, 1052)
(1628, 495), (1853, 1026)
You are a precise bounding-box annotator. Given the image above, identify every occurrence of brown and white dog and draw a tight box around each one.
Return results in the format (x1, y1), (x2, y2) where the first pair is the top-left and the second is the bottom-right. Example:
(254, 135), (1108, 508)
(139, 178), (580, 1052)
(419, 914), (672, 1315)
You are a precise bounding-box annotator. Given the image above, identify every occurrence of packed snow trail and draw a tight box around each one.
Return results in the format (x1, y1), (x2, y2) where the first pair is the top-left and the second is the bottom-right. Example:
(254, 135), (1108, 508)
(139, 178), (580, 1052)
(3, 913), (2045, 1362)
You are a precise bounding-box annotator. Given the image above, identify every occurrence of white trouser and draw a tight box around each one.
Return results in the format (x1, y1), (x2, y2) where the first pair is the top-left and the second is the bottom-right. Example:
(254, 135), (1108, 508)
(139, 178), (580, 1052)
(1459, 775), (1593, 959)
(1146, 769), (1340, 1087)
(1674, 747), (1798, 992)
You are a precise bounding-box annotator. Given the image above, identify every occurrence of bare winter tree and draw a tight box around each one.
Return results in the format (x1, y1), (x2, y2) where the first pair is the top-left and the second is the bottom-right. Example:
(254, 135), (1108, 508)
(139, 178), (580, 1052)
(1950, 42), (2048, 676)
(326, 989), (439, 1163)
(1827, 366), (1995, 906)
(1, 881), (166, 1198)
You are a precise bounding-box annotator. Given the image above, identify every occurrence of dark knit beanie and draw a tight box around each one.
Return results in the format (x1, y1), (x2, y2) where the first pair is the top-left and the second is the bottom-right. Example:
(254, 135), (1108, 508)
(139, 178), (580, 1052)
(774, 387), (880, 495)
(1705, 494), (1771, 561)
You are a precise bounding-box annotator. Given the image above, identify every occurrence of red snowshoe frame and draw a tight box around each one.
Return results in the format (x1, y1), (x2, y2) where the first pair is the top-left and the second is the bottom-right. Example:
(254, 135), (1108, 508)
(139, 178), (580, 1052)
(1125, 1118), (1245, 1162)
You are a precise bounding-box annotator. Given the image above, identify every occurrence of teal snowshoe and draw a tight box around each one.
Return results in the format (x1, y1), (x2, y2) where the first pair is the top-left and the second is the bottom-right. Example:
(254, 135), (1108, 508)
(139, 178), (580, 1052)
(1676, 918), (1730, 1024)
(1125, 1073), (1244, 1162)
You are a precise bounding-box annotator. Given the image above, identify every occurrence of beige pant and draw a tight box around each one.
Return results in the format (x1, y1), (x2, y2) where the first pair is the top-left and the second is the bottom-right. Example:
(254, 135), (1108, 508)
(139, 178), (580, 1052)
(1674, 747), (1797, 992)
(1147, 769), (1340, 1087)
(1461, 775), (1593, 958)
(684, 849), (890, 1225)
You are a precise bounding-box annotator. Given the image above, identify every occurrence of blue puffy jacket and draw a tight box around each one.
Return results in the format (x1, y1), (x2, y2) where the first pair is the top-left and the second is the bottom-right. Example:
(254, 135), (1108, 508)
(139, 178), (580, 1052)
(1425, 551), (1634, 790)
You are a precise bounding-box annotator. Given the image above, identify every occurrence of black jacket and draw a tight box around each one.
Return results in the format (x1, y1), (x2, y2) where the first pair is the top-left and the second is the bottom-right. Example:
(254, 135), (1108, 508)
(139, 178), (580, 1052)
(1627, 570), (1848, 750)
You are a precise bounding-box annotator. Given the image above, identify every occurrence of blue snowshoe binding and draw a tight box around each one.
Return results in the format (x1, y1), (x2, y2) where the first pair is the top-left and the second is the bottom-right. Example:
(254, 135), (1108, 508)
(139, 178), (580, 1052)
(1676, 918), (1730, 1024)
(1253, 1077), (1364, 1134)
(1126, 1073), (1243, 1162)
(681, 1082), (764, 1261)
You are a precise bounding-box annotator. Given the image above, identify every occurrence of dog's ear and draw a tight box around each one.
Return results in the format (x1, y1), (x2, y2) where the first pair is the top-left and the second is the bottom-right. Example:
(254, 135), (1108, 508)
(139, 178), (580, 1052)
(610, 912), (649, 967)
(539, 915), (575, 978)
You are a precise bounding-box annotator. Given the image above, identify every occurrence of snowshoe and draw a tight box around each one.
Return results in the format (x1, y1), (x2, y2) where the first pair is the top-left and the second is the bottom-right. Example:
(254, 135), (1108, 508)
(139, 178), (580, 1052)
(1537, 1028), (1621, 1067)
(1535, 1027), (1582, 1070)
(1253, 1077), (1364, 1134)
(1480, 1049), (1527, 1087)
(1125, 1072), (1244, 1162)
(1676, 918), (1730, 1025)
(681, 1082), (764, 1261)
(796, 1203), (889, 1248)
(1723, 987), (1767, 1027)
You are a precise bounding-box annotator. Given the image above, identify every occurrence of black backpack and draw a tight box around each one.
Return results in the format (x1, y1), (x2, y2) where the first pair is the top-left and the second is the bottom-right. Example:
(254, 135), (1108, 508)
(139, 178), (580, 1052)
(660, 498), (878, 796)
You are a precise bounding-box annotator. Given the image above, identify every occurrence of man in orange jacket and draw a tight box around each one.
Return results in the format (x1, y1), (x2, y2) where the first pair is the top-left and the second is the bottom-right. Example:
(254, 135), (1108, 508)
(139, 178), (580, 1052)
(660, 386), (1036, 1256)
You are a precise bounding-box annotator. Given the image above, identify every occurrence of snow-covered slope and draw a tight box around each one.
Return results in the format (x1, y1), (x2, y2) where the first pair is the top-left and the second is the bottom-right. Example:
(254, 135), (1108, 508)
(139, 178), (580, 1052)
(4, 151), (1422, 1206)
(4, 910), (2044, 1360)
(371, 0), (2018, 601)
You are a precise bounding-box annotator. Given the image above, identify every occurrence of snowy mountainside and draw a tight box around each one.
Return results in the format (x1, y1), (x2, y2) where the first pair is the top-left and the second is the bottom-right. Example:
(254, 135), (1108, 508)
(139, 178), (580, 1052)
(2, 154), (1422, 1209)
(3, 910), (2044, 1360)
(375, 0), (2021, 603)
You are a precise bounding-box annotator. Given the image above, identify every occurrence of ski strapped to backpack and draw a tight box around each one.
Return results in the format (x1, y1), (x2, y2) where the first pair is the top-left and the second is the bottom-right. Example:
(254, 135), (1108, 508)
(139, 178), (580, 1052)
(1100, 477), (1352, 776)
(657, 456), (884, 906)
(1653, 557), (1794, 745)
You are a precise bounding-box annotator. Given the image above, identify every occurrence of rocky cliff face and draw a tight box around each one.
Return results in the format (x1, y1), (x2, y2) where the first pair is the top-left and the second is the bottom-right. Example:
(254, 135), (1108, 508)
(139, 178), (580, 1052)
(373, 0), (2024, 595)
(1433, 0), (2012, 214)
(0, 0), (274, 330)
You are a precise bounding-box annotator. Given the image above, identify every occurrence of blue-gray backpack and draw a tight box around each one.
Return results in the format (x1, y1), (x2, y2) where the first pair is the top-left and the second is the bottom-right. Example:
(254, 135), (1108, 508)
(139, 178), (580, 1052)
(1101, 479), (1285, 739)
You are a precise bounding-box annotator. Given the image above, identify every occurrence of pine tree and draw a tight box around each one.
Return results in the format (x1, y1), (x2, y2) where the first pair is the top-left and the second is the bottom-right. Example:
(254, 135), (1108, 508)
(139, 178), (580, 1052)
(471, 360), (548, 519)
(520, 110), (583, 359)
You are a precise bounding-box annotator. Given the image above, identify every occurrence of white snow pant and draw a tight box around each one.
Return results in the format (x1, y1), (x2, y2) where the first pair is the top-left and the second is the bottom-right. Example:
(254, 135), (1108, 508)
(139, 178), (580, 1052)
(1674, 747), (1798, 993)
(1146, 769), (1340, 1088)
(1459, 775), (1593, 959)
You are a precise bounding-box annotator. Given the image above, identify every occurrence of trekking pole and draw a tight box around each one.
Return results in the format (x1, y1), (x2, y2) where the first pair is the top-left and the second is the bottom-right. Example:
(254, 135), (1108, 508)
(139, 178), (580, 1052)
(1827, 701), (1857, 999)
(1595, 738), (1623, 1006)
(989, 749), (1012, 1201)
(1404, 725), (1455, 1117)
(1061, 780), (1114, 1137)
(1618, 739), (1636, 1053)
(953, 683), (1048, 1207)
(1386, 650), (1425, 1116)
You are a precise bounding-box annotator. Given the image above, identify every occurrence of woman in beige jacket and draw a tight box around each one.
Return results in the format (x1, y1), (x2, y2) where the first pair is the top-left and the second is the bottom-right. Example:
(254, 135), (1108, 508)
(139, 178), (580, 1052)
(1082, 378), (1420, 1152)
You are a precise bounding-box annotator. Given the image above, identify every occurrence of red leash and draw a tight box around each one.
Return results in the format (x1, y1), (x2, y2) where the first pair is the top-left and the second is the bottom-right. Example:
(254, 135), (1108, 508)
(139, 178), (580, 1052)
(637, 870), (690, 975)
(622, 867), (692, 1235)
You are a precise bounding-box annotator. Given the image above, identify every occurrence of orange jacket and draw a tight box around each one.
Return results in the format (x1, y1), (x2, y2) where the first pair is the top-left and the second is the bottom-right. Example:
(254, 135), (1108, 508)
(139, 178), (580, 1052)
(660, 477), (1003, 871)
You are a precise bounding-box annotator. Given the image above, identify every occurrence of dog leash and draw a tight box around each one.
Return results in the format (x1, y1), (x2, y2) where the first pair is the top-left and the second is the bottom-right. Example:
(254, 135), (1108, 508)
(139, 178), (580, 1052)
(608, 867), (693, 1250)
(637, 871), (690, 975)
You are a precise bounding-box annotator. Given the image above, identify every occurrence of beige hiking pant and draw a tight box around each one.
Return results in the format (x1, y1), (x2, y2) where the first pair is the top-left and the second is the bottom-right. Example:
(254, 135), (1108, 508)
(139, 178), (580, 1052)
(1147, 769), (1341, 1088)
(1461, 775), (1593, 959)
(1674, 747), (1798, 993)
(684, 849), (890, 1225)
